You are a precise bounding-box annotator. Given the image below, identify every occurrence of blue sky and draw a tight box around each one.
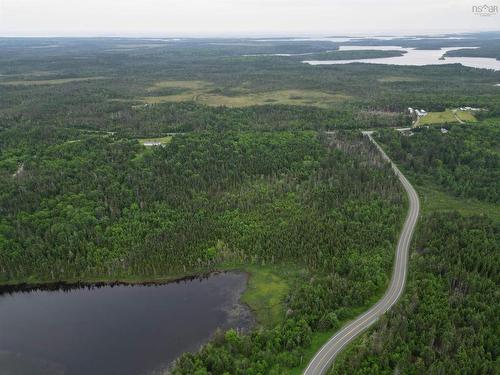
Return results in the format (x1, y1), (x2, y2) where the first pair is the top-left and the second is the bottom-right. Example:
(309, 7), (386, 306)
(1, 0), (499, 36)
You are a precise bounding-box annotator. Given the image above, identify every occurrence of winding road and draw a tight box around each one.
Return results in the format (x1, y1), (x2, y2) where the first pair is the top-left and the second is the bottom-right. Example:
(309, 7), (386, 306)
(303, 131), (420, 375)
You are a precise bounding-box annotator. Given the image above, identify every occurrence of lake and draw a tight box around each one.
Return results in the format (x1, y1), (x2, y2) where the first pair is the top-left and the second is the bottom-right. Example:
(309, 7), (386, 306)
(0, 272), (253, 375)
(303, 46), (500, 71)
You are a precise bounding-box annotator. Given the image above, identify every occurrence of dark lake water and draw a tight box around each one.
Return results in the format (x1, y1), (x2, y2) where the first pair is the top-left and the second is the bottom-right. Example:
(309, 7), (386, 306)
(0, 272), (253, 375)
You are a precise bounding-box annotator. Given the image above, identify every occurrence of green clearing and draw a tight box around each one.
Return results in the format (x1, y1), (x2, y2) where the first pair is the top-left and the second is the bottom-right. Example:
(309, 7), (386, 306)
(0, 71), (56, 78)
(240, 266), (289, 327)
(419, 109), (477, 125)
(416, 181), (500, 221)
(140, 80), (351, 108)
(200, 90), (351, 108)
(377, 76), (419, 83)
(147, 80), (212, 91)
(0, 77), (107, 86)
(141, 89), (351, 108)
(137, 136), (173, 145)
(455, 110), (478, 122)
(419, 110), (458, 125)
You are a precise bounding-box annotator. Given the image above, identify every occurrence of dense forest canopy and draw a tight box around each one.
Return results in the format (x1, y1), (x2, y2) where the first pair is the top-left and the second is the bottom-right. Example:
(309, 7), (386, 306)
(376, 124), (500, 203)
(331, 212), (499, 375)
(1, 34), (499, 374)
(1, 34), (500, 138)
(1, 130), (404, 283)
(332, 120), (499, 375)
(1, 129), (406, 373)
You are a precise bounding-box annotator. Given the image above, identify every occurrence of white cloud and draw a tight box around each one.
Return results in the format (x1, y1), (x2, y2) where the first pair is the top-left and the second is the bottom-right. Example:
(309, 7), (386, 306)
(0, 0), (498, 36)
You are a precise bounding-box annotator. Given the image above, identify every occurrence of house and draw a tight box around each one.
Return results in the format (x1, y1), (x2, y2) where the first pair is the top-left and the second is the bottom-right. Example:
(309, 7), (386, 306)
(396, 128), (414, 136)
(143, 141), (163, 147)
(440, 128), (449, 134)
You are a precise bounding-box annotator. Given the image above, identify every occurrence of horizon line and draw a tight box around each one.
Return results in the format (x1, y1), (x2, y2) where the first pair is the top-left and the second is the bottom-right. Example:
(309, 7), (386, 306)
(1, 29), (500, 39)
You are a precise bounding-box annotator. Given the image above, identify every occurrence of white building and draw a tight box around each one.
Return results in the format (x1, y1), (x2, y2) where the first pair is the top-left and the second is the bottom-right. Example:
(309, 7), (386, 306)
(143, 141), (163, 147)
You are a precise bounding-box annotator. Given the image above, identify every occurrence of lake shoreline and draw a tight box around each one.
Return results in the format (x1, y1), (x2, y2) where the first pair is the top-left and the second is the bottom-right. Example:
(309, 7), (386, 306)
(0, 269), (243, 295)
(0, 271), (254, 375)
(303, 46), (500, 70)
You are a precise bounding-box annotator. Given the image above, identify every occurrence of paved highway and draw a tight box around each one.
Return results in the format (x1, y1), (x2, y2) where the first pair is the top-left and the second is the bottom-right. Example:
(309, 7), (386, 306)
(303, 131), (420, 375)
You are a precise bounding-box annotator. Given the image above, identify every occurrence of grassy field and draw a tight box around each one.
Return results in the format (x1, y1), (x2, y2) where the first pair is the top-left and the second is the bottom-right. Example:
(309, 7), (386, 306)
(419, 110), (457, 125)
(240, 266), (289, 327)
(139, 80), (351, 108)
(419, 109), (477, 125)
(137, 136), (173, 145)
(147, 80), (211, 91)
(455, 110), (478, 122)
(0, 77), (107, 86)
(377, 76), (419, 83)
(416, 181), (500, 221)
